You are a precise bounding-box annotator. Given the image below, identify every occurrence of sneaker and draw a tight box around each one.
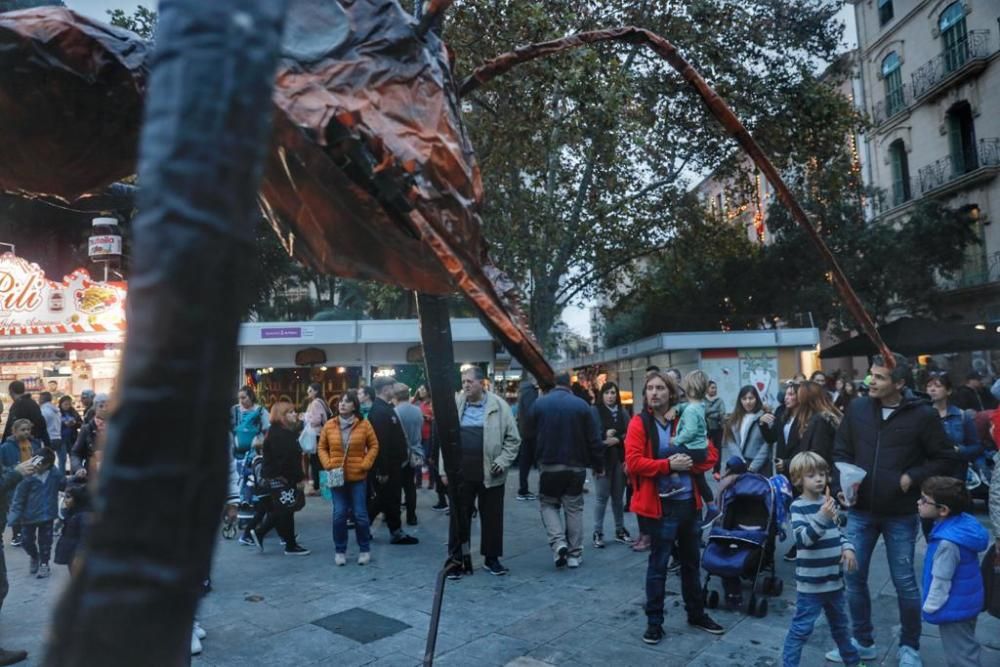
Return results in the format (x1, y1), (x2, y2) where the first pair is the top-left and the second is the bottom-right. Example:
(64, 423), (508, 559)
(484, 558), (509, 576)
(567, 556), (581, 569)
(335, 553), (347, 566)
(357, 552), (370, 566)
(10, 536), (21, 548)
(237, 535), (255, 547)
(29, 558), (38, 575)
(446, 568), (462, 581)
(593, 532), (605, 549)
(554, 545), (568, 568)
(36, 563), (49, 579)
(783, 545), (797, 562)
(516, 492), (537, 501)
(632, 535), (650, 552)
(667, 557), (681, 574)
(191, 631), (202, 656)
(0, 648), (28, 665)
(688, 615), (724, 635)
(193, 622), (206, 640)
(642, 624), (664, 645)
(432, 501), (449, 512)
(249, 529), (264, 552)
(284, 544), (310, 556)
(824, 639), (877, 662)
(390, 532), (419, 545)
(614, 529), (634, 544)
(896, 646), (922, 667)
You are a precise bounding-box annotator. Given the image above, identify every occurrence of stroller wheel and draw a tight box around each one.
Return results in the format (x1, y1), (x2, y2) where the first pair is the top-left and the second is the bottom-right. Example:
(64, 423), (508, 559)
(706, 590), (720, 609)
(769, 577), (783, 597)
(221, 521), (237, 539)
(753, 577), (768, 595)
(753, 596), (768, 618)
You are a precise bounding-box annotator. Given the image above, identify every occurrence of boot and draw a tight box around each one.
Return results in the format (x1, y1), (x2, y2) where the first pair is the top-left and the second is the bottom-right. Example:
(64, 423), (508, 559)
(0, 649), (27, 666)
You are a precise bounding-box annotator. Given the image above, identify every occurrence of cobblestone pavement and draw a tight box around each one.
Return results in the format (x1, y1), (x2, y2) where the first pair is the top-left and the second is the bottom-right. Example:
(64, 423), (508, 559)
(3, 474), (999, 666)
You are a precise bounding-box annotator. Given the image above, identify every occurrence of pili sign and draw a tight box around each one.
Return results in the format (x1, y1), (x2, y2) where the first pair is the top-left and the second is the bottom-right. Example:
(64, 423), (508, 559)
(0, 253), (127, 336)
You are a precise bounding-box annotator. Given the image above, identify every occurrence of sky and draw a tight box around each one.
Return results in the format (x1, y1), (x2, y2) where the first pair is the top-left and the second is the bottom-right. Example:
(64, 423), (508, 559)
(63, 1), (856, 342)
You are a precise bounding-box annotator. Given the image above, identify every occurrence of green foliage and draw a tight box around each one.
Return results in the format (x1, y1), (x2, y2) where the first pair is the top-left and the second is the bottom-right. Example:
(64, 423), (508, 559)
(107, 5), (157, 39)
(450, 0), (845, 347)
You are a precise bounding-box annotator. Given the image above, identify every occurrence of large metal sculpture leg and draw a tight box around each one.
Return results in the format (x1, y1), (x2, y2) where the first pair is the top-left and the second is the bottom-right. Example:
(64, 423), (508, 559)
(415, 292), (465, 667)
(43, 2), (288, 665)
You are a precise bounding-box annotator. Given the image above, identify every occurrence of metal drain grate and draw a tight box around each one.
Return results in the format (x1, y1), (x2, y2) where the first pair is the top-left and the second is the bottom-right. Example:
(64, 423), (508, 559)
(312, 607), (412, 644)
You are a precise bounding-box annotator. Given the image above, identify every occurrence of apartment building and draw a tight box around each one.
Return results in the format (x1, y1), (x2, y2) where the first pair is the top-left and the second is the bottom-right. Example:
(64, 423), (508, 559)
(851, 0), (1000, 323)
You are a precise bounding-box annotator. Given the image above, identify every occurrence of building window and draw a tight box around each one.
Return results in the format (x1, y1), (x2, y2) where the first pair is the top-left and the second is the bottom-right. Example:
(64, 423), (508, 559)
(877, 0), (893, 26)
(888, 139), (911, 206)
(939, 3), (969, 73)
(881, 52), (904, 116)
(947, 101), (978, 174)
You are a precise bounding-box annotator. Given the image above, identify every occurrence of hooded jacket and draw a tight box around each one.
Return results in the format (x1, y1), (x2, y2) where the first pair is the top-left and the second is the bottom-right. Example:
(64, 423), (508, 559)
(833, 395), (960, 516)
(921, 512), (990, 624)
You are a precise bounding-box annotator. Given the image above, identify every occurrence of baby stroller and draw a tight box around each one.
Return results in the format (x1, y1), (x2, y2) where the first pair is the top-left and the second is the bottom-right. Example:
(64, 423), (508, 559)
(701, 472), (785, 618)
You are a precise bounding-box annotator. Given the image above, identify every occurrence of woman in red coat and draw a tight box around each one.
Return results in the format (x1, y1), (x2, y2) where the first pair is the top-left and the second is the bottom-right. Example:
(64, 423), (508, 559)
(625, 370), (723, 645)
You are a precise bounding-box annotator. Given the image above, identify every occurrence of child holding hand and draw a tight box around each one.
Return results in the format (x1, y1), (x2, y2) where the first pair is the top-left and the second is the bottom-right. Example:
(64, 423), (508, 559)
(782, 452), (862, 667)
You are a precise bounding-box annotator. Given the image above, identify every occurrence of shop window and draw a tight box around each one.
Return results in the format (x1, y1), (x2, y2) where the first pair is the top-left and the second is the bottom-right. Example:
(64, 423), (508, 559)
(888, 140), (911, 206)
(939, 3), (969, 73)
(881, 52), (904, 116)
(877, 0), (893, 26)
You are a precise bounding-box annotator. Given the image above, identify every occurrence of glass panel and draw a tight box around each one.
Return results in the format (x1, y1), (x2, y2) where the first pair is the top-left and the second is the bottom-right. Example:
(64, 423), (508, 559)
(939, 2), (964, 32)
(878, 0), (893, 25)
(940, 4), (969, 72)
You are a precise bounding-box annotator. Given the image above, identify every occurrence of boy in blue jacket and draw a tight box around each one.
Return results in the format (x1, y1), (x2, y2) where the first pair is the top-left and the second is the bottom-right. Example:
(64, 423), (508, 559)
(918, 476), (989, 667)
(8, 447), (63, 579)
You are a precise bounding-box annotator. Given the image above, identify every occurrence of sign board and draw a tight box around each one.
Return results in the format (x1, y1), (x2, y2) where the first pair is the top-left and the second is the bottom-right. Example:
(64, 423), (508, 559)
(739, 348), (779, 409)
(0, 254), (127, 337)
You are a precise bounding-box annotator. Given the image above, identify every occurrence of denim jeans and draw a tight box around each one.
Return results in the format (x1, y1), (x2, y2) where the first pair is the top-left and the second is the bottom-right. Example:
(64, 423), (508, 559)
(593, 458), (625, 535)
(21, 521), (55, 564)
(639, 499), (703, 626)
(332, 480), (370, 553)
(843, 510), (921, 650)
(782, 589), (859, 667)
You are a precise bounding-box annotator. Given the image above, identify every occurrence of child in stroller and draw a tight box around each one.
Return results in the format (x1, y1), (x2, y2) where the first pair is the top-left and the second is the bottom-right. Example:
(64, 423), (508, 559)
(701, 462), (786, 617)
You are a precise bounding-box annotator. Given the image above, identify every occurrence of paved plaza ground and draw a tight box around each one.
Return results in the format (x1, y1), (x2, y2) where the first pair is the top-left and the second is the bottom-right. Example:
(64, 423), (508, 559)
(3, 474), (999, 666)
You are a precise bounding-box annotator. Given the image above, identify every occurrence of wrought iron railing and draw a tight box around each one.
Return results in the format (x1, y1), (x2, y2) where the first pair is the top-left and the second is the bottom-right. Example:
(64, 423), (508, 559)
(873, 83), (910, 126)
(953, 252), (1000, 290)
(918, 138), (1000, 195)
(911, 30), (992, 99)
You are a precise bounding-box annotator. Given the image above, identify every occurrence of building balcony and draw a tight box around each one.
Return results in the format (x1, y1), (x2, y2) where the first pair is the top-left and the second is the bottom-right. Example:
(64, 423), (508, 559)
(944, 252), (1000, 291)
(911, 30), (992, 101)
(917, 138), (1000, 197)
(872, 83), (911, 128)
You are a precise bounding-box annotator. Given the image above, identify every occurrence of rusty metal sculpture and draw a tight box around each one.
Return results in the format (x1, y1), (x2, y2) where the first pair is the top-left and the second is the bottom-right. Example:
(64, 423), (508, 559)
(0, 1), (895, 664)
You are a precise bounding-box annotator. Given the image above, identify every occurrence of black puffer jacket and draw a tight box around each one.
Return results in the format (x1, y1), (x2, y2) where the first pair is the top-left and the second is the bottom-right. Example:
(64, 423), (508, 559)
(833, 395), (960, 516)
(262, 423), (304, 485)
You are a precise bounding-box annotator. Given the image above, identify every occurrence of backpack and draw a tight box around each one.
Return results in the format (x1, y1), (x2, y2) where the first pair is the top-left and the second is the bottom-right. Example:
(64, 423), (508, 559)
(232, 406), (264, 455)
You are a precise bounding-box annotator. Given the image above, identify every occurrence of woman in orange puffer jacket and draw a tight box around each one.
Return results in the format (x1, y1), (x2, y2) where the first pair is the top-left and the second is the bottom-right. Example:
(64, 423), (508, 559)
(318, 390), (379, 565)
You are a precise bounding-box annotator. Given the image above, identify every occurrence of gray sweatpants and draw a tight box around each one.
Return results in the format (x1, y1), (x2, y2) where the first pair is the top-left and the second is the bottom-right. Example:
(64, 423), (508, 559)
(939, 618), (981, 667)
(539, 470), (586, 559)
(593, 458), (625, 535)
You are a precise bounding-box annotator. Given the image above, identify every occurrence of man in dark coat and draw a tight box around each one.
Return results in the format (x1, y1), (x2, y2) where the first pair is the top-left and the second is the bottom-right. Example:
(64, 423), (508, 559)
(1, 381), (50, 448)
(827, 353), (958, 666)
(367, 376), (418, 545)
(515, 373), (539, 501)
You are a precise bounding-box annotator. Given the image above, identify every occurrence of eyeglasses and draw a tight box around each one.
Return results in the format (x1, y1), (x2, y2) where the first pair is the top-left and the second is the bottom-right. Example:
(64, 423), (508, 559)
(917, 496), (945, 509)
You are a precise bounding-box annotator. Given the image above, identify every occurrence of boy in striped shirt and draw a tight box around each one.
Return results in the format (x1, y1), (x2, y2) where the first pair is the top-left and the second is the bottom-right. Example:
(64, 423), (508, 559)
(782, 452), (863, 667)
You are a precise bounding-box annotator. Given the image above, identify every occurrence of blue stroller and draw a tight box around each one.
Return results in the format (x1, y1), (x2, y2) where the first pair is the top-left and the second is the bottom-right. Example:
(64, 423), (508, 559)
(701, 472), (786, 617)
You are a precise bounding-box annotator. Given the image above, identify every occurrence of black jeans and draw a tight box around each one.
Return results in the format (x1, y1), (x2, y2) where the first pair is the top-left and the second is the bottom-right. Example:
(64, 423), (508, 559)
(256, 508), (297, 548)
(309, 453), (322, 490)
(368, 466), (403, 534)
(401, 463), (417, 522)
(639, 499), (704, 627)
(449, 481), (505, 559)
(22, 521), (55, 564)
(518, 437), (536, 495)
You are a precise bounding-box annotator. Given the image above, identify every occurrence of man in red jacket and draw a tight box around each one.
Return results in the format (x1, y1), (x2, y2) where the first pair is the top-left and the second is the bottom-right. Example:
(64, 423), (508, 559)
(625, 370), (723, 645)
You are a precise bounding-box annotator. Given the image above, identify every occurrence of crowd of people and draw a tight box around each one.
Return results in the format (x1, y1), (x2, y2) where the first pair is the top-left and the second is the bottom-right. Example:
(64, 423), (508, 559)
(1, 356), (1000, 665)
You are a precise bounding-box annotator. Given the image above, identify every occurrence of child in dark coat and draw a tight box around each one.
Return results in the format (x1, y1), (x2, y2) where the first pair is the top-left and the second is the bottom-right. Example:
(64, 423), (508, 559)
(7, 447), (63, 578)
(55, 484), (91, 573)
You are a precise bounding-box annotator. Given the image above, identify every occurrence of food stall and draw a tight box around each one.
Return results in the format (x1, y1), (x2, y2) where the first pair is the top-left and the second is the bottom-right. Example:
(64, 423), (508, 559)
(0, 253), (126, 413)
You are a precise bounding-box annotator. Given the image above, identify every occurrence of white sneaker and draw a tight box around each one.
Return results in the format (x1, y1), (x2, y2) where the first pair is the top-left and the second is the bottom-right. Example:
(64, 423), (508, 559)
(191, 631), (203, 656)
(567, 556), (581, 568)
(193, 621), (207, 640)
(897, 646), (922, 667)
(358, 552), (370, 566)
(335, 553), (347, 566)
(825, 638), (877, 663)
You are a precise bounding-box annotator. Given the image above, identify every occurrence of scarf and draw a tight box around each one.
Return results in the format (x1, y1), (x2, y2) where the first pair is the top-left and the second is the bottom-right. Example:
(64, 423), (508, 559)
(339, 416), (356, 450)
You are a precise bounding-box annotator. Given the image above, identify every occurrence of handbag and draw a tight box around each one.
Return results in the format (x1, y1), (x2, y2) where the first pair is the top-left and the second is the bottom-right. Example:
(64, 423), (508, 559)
(298, 423), (318, 454)
(268, 478), (305, 513)
(326, 428), (350, 489)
